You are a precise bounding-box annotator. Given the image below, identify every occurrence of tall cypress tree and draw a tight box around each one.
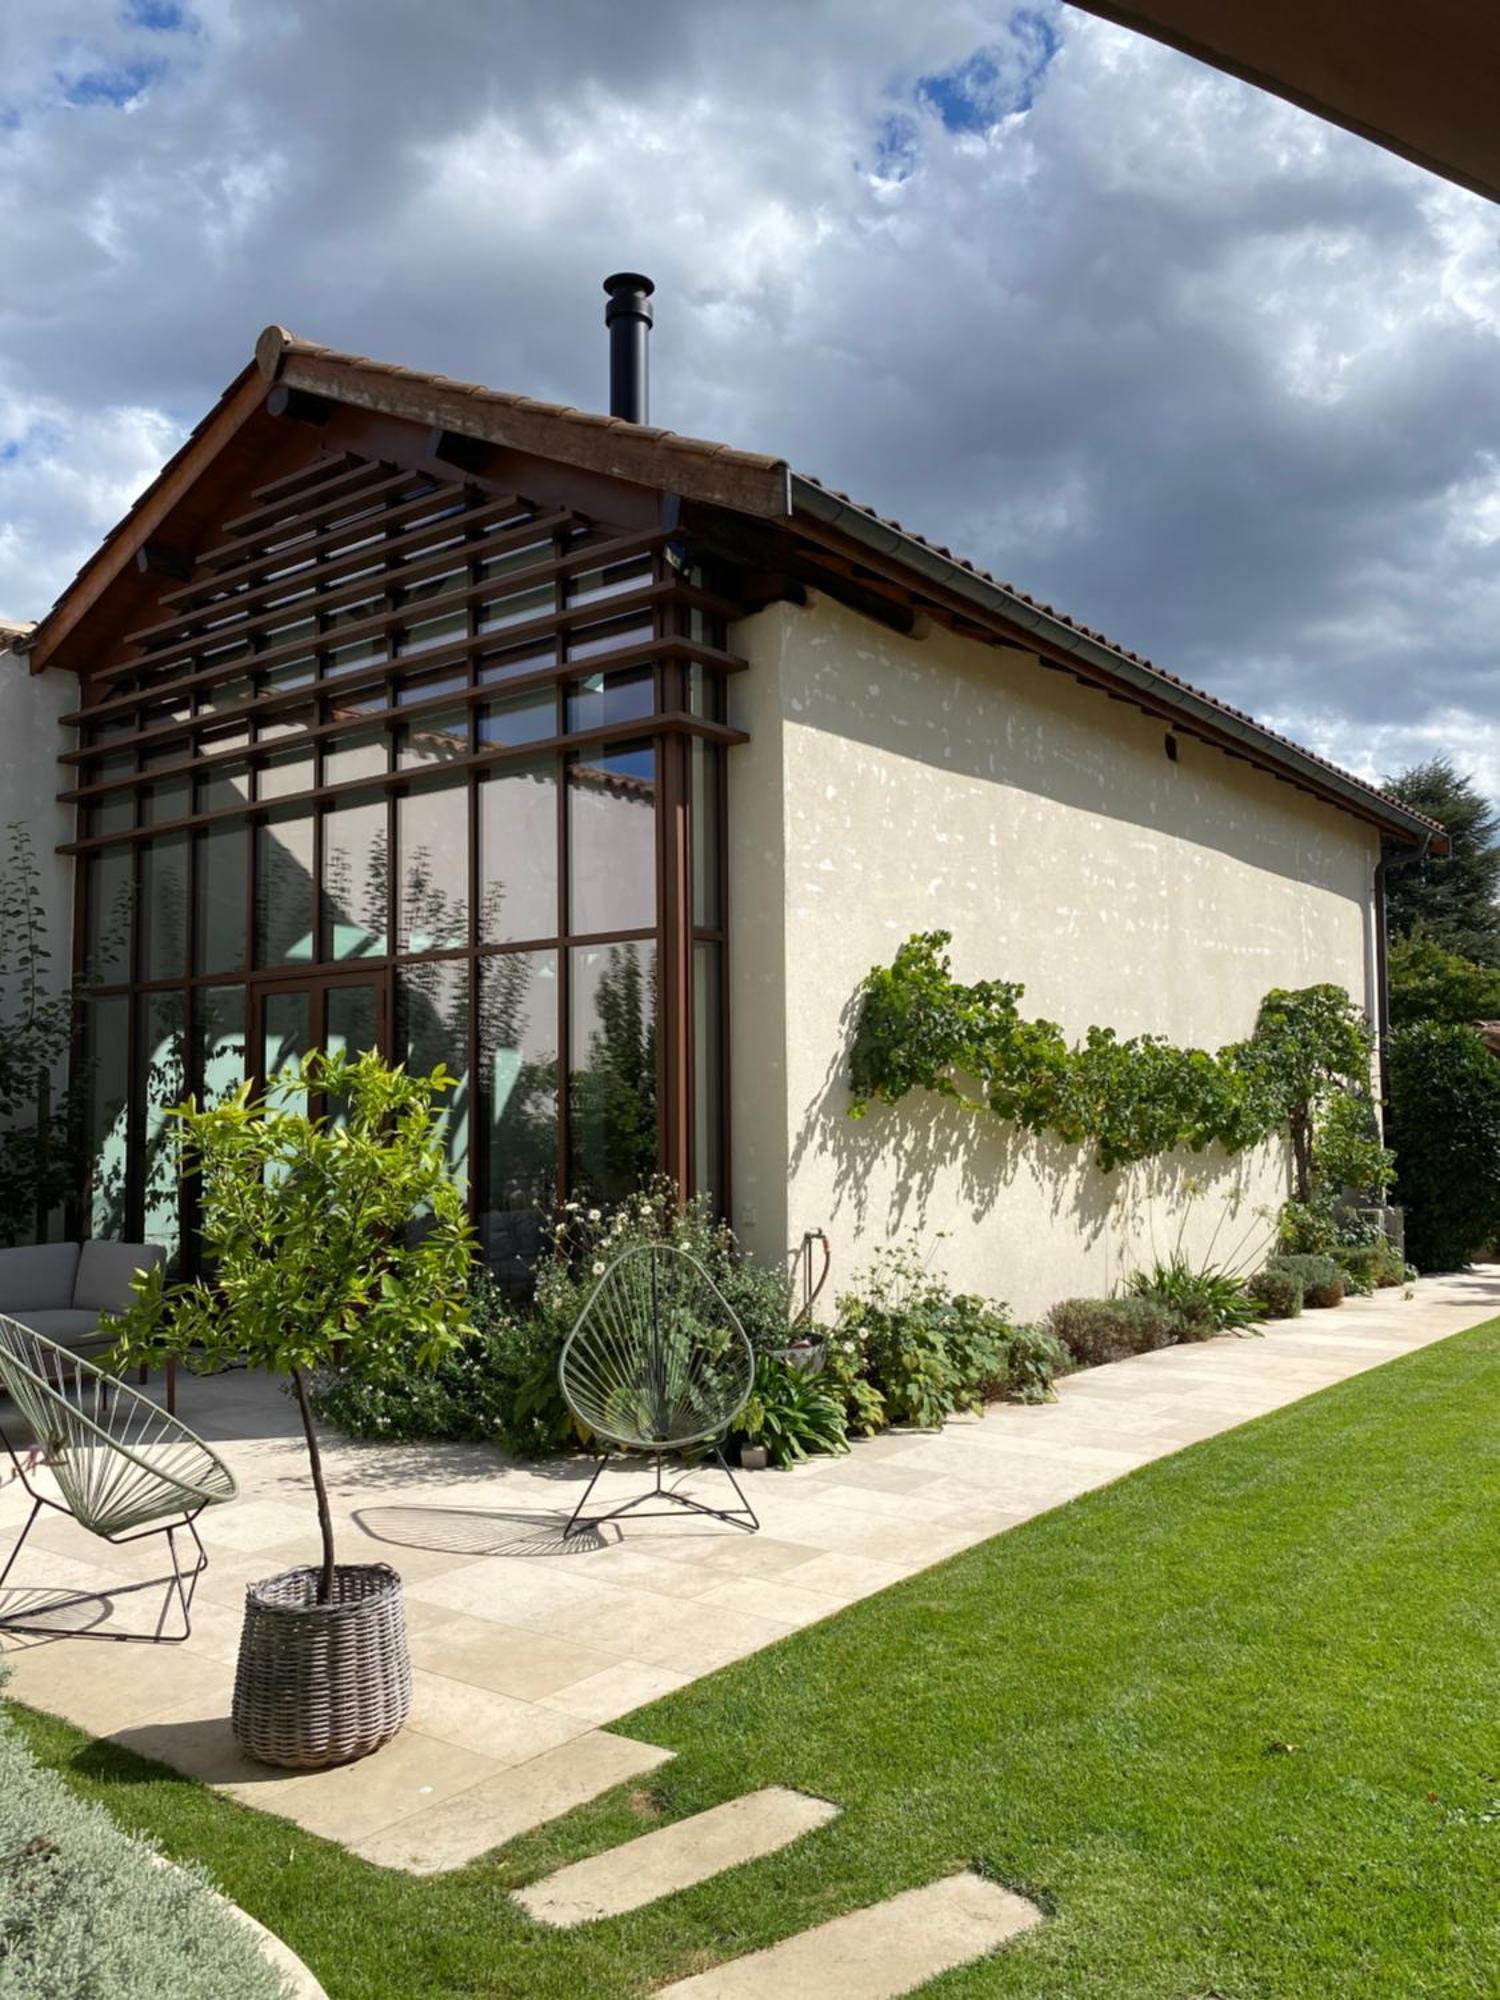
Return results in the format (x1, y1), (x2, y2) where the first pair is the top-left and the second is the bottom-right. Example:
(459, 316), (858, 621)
(1382, 758), (1500, 966)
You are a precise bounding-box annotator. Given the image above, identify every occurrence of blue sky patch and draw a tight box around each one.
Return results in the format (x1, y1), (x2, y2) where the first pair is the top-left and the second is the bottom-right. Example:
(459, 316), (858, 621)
(916, 10), (1061, 132)
(121, 0), (191, 29)
(62, 56), (166, 108)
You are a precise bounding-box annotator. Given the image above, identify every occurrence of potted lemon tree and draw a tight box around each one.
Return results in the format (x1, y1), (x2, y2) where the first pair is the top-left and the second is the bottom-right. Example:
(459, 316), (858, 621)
(109, 1049), (474, 1769)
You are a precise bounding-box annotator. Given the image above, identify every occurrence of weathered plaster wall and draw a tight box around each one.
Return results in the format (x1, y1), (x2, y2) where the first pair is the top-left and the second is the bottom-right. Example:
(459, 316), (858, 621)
(0, 651), (76, 996)
(727, 595), (1381, 1320)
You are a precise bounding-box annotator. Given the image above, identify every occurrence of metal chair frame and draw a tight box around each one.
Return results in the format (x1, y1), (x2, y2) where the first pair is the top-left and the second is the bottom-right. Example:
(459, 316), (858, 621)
(559, 1244), (759, 1540)
(0, 1317), (236, 1643)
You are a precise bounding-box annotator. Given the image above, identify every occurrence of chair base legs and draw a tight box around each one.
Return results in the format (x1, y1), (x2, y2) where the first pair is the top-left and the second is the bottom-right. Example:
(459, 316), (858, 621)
(563, 1446), (759, 1541)
(0, 1501), (207, 1644)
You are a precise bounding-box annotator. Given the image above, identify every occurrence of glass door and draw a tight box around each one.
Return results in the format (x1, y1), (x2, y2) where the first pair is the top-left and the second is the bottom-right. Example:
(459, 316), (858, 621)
(250, 971), (388, 1102)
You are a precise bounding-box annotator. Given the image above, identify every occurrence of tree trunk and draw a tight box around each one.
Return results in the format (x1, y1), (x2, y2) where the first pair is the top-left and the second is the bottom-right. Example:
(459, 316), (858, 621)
(291, 1365), (337, 1605)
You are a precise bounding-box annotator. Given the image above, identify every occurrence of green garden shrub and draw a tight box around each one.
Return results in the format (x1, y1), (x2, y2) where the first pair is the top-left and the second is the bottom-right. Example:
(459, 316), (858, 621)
(1390, 1021), (1500, 1271)
(1124, 1255), (1262, 1333)
(1266, 1252), (1344, 1309)
(1246, 1268), (1304, 1319)
(734, 1353), (849, 1467)
(0, 1670), (284, 1999)
(836, 1245), (1058, 1428)
(1044, 1296), (1184, 1367)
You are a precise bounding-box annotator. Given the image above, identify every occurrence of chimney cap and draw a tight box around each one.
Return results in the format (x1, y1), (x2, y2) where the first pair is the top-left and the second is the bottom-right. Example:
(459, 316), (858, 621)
(603, 272), (655, 324)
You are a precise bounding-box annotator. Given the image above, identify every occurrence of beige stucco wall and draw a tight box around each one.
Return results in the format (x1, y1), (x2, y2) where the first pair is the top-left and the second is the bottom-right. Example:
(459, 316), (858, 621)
(726, 595), (1381, 1321)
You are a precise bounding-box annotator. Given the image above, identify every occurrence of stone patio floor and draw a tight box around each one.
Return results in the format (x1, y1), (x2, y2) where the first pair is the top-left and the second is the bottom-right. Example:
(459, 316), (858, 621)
(3, 1265), (1498, 1873)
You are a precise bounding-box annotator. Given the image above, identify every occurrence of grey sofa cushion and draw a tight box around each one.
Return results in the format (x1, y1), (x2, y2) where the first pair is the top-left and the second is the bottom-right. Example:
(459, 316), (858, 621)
(13, 1308), (103, 1351)
(0, 1242), (81, 1314)
(72, 1241), (166, 1316)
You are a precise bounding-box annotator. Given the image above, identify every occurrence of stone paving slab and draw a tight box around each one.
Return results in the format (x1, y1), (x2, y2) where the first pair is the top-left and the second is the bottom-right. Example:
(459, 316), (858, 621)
(515, 1786), (839, 1925)
(655, 1870), (1043, 1997)
(1, 1266), (1497, 1870)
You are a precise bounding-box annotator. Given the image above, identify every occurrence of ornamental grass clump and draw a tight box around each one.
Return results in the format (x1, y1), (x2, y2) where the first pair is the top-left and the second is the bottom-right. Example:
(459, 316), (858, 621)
(0, 1667), (283, 2000)
(1125, 1255), (1264, 1335)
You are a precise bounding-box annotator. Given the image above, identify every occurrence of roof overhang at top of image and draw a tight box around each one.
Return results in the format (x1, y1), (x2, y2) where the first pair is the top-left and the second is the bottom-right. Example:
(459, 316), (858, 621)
(20, 327), (1447, 853)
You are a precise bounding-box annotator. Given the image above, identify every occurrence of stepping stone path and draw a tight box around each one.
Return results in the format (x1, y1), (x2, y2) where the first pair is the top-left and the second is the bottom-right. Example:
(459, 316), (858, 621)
(515, 1787), (840, 1925)
(655, 1870), (1043, 1997)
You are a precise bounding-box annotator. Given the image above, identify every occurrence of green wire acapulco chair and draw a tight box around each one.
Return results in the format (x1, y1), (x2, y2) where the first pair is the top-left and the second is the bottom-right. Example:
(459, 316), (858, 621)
(559, 1242), (758, 1540)
(0, 1316), (237, 1642)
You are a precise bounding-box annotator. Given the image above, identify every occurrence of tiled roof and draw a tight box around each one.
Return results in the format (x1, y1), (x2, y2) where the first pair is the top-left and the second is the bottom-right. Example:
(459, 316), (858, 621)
(19, 327), (1444, 846)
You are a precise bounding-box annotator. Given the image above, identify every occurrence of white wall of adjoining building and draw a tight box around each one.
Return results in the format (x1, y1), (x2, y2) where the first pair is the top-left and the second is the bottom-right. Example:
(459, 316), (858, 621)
(727, 595), (1381, 1322)
(0, 649), (76, 1003)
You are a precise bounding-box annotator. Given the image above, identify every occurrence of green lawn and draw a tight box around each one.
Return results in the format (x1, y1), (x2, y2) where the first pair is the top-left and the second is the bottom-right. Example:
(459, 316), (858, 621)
(14, 1317), (1500, 1998)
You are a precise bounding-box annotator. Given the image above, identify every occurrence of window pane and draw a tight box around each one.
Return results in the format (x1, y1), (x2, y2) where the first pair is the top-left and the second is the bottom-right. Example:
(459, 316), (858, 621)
(89, 753), (136, 837)
(254, 811), (314, 967)
(397, 780), (468, 955)
(141, 774), (189, 825)
(323, 793), (388, 960)
(477, 583), (551, 635)
(569, 940), (657, 1201)
(397, 609), (468, 658)
(85, 846), (134, 985)
(567, 744), (655, 935)
(401, 959), (471, 1190)
(196, 757), (252, 813)
(565, 666), (654, 734)
(196, 985), (245, 1108)
(327, 982), (383, 1063)
(258, 746), (315, 801)
(262, 989), (310, 1112)
(480, 949), (557, 1279)
(140, 833), (188, 981)
(477, 638), (556, 685)
(693, 942), (722, 1209)
(195, 823), (248, 974)
(691, 738), (721, 928)
(397, 668), (467, 707)
(140, 990), (186, 1264)
(687, 664), (724, 721)
(479, 759), (557, 945)
(399, 708), (469, 770)
(82, 992), (130, 1239)
(567, 613), (653, 662)
(568, 554), (652, 607)
(323, 726), (388, 786)
(478, 691), (555, 748)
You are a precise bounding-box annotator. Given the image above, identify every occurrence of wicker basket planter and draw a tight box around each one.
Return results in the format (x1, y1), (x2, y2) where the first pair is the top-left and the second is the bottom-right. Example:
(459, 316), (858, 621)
(233, 1562), (410, 1770)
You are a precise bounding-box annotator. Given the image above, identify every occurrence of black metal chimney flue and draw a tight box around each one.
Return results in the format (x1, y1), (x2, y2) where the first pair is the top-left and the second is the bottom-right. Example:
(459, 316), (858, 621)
(603, 272), (654, 424)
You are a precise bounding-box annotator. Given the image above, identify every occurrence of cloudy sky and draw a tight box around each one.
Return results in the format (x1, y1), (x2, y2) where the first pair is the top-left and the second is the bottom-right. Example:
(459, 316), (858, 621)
(3, 1), (1499, 795)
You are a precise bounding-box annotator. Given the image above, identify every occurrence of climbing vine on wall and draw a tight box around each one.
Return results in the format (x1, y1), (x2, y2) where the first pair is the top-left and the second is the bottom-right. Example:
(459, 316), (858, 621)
(847, 931), (1376, 1175)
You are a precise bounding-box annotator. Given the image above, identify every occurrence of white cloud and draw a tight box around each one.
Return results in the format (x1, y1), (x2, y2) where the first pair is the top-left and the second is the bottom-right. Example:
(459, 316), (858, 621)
(1, 0), (1498, 799)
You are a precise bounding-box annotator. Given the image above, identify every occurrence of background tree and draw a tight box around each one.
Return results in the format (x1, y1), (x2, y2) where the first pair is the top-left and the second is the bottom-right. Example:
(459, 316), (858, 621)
(1387, 930), (1500, 1028)
(1389, 1022), (1500, 1269)
(1382, 758), (1500, 964)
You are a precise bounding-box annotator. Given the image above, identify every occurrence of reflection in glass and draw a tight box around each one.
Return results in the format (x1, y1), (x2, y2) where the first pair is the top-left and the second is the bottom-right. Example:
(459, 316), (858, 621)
(83, 993), (130, 1238)
(567, 745), (655, 936)
(195, 822), (248, 974)
(480, 950), (557, 1277)
(322, 793), (388, 959)
(568, 940), (657, 1201)
(140, 833), (188, 981)
(693, 942), (722, 1207)
(478, 691), (555, 748)
(262, 990), (310, 1115)
(691, 738), (721, 928)
(568, 555), (651, 607)
(397, 780), (468, 955)
(479, 761), (556, 945)
(85, 847), (134, 985)
(567, 613), (652, 662)
(399, 709), (468, 769)
(323, 726), (388, 785)
(258, 747), (315, 799)
(565, 666), (653, 734)
(196, 985), (245, 1107)
(401, 960), (470, 1189)
(477, 583), (551, 635)
(255, 811), (314, 967)
(140, 990), (187, 1264)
